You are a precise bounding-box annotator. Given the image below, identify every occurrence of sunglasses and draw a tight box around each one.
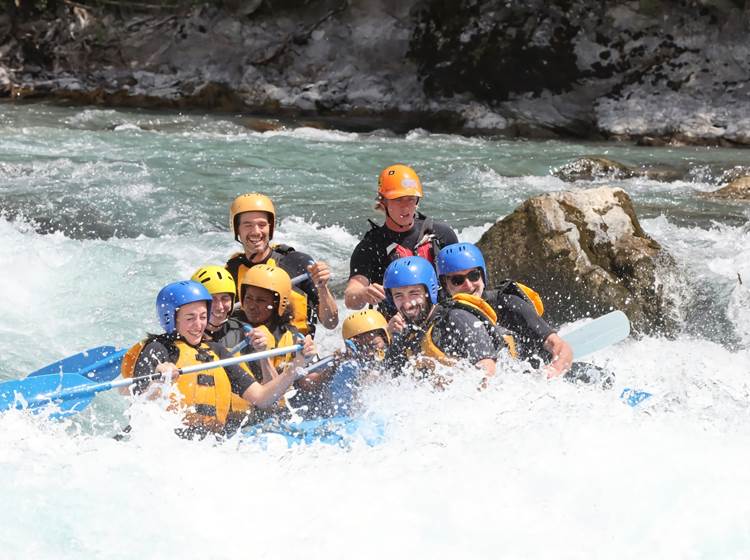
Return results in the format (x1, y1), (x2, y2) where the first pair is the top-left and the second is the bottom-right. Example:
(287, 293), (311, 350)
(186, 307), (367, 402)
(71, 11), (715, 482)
(447, 269), (482, 286)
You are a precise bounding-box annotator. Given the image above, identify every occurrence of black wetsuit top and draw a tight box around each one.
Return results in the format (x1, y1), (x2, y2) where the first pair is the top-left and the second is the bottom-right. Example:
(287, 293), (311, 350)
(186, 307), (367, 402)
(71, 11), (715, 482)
(384, 305), (502, 373)
(349, 214), (458, 316)
(132, 336), (255, 397)
(484, 288), (555, 361)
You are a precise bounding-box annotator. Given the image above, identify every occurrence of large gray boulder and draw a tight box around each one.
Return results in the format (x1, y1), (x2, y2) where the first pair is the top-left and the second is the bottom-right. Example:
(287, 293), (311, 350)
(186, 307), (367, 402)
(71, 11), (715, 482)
(476, 187), (677, 335)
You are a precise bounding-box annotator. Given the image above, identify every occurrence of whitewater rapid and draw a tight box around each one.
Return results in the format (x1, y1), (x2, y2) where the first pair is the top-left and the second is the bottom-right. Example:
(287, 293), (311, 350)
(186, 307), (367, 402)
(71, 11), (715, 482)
(1, 104), (749, 558)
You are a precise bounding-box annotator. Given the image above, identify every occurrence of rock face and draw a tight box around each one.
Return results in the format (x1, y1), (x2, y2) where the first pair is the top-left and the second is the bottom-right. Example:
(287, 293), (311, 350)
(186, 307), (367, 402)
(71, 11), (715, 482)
(476, 187), (677, 335)
(1, 0), (750, 142)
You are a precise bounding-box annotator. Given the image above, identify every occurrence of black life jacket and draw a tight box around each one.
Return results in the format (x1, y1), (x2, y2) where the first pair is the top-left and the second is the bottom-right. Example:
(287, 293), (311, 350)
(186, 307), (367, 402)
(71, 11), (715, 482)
(364, 212), (440, 266)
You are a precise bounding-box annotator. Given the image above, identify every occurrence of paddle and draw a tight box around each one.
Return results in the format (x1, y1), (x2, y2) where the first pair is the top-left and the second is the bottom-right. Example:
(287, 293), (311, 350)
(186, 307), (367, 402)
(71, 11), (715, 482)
(27, 345), (126, 383)
(0, 344), (304, 415)
(229, 325), (254, 354)
(558, 311), (652, 407)
(562, 310), (630, 360)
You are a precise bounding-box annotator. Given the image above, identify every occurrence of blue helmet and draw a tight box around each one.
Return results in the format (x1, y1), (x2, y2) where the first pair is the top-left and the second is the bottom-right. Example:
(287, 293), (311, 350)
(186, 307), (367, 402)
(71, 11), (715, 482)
(436, 243), (487, 281)
(156, 280), (213, 334)
(383, 256), (439, 305)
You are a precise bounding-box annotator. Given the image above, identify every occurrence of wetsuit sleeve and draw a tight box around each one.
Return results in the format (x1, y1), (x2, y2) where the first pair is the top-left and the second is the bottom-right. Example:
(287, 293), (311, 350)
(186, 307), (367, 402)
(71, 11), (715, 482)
(495, 294), (555, 357)
(349, 236), (378, 282)
(213, 343), (256, 396)
(132, 341), (170, 394)
(432, 221), (459, 247)
(383, 336), (409, 374)
(432, 309), (499, 363)
(383, 328), (426, 376)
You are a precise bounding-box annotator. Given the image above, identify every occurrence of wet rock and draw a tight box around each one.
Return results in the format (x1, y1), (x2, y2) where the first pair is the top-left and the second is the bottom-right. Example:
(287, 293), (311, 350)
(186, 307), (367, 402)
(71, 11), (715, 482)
(553, 156), (684, 182)
(237, 116), (284, 132)
(553, 157), (635, 182)
(2, 1), (750, 142)
(702, 176), (750, 201)
(718, 166), (750, 185)
(476, 186), (678, 335)
(640, 165), (684, 182)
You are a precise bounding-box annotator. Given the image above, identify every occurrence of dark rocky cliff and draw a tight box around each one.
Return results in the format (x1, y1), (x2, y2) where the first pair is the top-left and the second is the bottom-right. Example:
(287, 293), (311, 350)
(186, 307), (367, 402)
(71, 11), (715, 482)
(1, 0), (748, 143)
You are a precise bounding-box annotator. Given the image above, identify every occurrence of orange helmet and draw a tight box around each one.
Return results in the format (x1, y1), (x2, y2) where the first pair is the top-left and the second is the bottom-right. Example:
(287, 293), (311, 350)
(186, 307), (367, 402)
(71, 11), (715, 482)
(240, 264), (292, 317)
(342, 309), (391, 343)
(378, 164), (424, 200)
(229, 193), (275, 242)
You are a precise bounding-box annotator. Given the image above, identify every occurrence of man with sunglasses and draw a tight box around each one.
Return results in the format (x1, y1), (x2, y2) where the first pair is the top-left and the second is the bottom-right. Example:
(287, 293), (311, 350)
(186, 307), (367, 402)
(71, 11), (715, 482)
(345, 164), (458, 318)
(382, 256), (506, 380)
(436, 243), (573, 378)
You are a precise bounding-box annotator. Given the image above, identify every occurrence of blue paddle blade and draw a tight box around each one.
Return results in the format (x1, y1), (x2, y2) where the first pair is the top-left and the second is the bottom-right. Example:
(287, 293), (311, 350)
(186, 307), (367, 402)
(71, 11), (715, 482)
(243, 416), (385, 448)
(0, 372), (95, 414)
(27, 346), (124, 383)
(620, 388), (653, 407)
(564, 310), (631, 360)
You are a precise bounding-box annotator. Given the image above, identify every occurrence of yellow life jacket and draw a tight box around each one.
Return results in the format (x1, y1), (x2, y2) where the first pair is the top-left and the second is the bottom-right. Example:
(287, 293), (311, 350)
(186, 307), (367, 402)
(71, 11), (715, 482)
(421, 293), (517, 362)
(122, 336), (250, 429)
(226, 246), (311, 334)
(120, 340), (145, 379)
(268, 326), (297, 369)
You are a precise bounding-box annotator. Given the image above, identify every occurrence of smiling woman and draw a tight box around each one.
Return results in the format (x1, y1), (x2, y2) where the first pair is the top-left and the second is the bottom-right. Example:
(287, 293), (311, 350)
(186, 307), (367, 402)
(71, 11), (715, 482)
(125, 279), (315, 437)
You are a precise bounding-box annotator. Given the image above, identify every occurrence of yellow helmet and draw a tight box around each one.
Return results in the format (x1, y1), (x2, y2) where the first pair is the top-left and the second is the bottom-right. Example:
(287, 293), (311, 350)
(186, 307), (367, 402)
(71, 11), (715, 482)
(240, 264), (292, 316)
(191, 265), (236, 306)
(229, 193), (276, 242)
(342, 309), (391, 343)
(378, 164), (424, 200)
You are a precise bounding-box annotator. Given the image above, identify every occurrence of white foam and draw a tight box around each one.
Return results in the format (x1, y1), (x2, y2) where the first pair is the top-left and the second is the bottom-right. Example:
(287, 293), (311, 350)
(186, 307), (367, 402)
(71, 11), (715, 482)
(261, 126), (362, 143)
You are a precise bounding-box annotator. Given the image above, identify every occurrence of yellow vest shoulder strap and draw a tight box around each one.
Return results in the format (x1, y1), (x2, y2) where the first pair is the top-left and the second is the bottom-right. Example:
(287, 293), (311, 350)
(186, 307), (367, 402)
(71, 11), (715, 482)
(451, 293), (498, 324)
(515, 282), (544, 316)
(120, 340), (146, 379)
(120, 335), (177, 379)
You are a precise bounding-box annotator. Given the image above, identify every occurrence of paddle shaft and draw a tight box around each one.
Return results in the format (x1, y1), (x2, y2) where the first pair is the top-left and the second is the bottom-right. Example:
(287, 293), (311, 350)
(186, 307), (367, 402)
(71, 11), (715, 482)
(33, 344), (303, 403)
(298, 354), (336, 376)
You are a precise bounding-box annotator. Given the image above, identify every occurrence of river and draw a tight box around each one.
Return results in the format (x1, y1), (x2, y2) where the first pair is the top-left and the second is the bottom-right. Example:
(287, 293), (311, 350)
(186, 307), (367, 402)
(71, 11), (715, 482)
(1, 102), (749, 559)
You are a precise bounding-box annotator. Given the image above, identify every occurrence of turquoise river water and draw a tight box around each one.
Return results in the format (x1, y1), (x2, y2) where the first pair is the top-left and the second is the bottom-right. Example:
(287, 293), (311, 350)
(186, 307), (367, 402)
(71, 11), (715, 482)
(1, 102), (749, 559)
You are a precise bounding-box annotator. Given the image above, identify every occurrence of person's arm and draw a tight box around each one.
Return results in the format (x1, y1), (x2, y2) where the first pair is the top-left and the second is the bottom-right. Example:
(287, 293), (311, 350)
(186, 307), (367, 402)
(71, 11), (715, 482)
(307, 261), (339, 329)
(475, 358), (496, 378)
(495, 294), (553, 350)
(433, 310), (499, 380)
(344, 275), (386, 310)
(345, 240), (386, 310)
(439, 223), (459, 246)
(495, 293), (571, 376)
(245, 327), (278, 384)
(130, 341), (171, 397)
(242, 336), (316, 409)
(543, 333), (573, 379)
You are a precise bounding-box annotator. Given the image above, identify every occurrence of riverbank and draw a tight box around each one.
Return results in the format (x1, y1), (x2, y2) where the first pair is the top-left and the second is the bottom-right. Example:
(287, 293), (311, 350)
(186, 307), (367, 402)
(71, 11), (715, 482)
(2, 0), (749, 144)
